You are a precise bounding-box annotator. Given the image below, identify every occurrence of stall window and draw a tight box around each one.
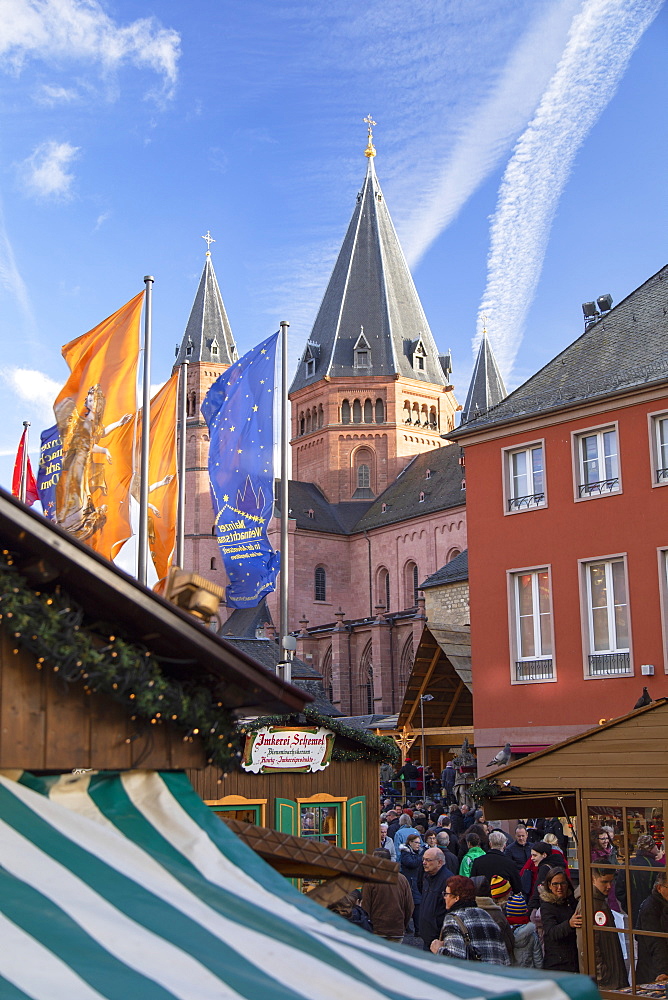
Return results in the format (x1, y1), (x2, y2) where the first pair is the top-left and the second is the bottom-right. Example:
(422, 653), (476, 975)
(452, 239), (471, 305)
(583, 799), (667, 997)
(206, 796), (267, 826)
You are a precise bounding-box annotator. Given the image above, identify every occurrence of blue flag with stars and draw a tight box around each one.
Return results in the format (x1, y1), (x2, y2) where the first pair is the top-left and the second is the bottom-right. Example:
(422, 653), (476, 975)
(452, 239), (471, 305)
(201, 331), (280, 609)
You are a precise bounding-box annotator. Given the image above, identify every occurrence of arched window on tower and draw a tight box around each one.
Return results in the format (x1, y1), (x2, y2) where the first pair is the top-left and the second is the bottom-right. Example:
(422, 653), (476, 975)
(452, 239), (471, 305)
(314, 566), (326, 601)
(403, 401), (412, 424)
(375, 398), (385, 423)
(306, 410), (311, 433)
(210, 557), (217, 571)
(299, 411), (305, 435)
(412, 402), (421, 425)
(353, 399), (362, 423)
(364, 398), (373, 423)
(430, 406), (438, 430)
(318, 403), (324, 428)
(447, 548), (462, 563)
(421, 404), (429, 427)
(357, 464), (370, 489)
(341, 399), (351, 424)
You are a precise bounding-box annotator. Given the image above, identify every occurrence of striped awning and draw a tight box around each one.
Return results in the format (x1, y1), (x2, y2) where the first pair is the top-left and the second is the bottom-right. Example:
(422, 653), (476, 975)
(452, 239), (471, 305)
(0, 770), (597, 1000)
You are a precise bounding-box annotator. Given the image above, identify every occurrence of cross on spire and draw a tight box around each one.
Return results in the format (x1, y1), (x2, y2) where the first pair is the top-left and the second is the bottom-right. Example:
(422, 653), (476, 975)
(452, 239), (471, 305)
(202, 231), (215, 254)
(363, 115), (377, 158)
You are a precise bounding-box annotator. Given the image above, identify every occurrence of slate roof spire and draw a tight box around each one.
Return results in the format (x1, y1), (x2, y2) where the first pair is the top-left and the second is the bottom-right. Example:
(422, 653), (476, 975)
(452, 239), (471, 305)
(461, 327), (507, 423)
(290, 140), (448, 393)
(175, 250), (237, 367)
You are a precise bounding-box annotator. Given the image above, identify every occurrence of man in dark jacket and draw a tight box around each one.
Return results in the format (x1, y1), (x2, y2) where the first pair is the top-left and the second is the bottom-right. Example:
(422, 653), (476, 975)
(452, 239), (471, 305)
(505, 824), (532, 872)
(418, 848), (455, 951)
(636, 872), (668, 984)
(395, 759), (419, 799)
(470, 830), (522, 893)
(618, 835), (662, 924)
(436, 831), (459, 875)
(592, 868), (628, 990)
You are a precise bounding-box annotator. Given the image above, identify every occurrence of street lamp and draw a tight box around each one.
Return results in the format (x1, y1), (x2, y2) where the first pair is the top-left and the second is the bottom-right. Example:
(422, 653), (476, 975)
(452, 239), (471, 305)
(420, 694), (434, 789)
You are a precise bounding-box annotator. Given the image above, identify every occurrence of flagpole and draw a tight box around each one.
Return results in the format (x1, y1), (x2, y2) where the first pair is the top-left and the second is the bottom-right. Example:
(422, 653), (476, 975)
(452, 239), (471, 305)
(279, 320), (290, 679)
(138, 275), (154, 586)
(20, 421), (30, 502)
(176, 360), (189, 567)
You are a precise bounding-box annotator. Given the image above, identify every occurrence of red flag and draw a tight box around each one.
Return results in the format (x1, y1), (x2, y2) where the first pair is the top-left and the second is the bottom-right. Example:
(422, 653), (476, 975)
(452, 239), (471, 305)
(12, 426), (38, 506)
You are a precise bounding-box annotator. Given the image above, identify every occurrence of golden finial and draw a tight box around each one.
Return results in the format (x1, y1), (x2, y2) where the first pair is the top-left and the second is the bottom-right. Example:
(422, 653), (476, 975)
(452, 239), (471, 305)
(202, 231), (215, 256)
(363, 114), (377, 158)
(481, 314), (488, 336)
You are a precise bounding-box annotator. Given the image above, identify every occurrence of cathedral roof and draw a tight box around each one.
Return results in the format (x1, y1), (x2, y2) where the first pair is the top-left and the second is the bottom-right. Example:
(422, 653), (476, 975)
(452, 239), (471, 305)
(452, 264), (668, 437)
(174, 254), (238, 367)
(277, 444), (464, 537)
(460, 331), (507, 424)
(290, 156), (449, 393)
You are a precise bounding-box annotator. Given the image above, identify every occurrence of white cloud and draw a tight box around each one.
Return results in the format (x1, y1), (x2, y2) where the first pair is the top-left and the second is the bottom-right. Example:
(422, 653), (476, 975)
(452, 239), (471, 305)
(20, 139), (79, 199)
(0, 0), (180, 97)
(94, 210), (110, 230)
(477, 0), (664, 377)
(34, 82), (79, 104)
(3, 366), (62, 423)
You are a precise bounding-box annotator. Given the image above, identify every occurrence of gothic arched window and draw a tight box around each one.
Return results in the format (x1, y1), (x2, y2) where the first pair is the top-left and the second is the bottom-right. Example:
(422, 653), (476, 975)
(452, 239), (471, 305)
(314, 566), (326, 601)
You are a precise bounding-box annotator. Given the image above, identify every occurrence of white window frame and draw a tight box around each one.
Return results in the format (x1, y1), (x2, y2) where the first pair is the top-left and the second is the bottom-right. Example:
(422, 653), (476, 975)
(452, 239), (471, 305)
(502, 440), (547, 515)
(658, 547), (668, 674)
(579, 553), (633, 679)
(572, 422), (621, 501)
(507, 565), (556, 685)
(648, 410), (668, 488)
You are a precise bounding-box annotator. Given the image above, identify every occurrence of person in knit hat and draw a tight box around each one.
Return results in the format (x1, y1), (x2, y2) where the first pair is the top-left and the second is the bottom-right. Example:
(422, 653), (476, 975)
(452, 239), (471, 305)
(471, 876), (515, 961)
(504, 890), (543, 968)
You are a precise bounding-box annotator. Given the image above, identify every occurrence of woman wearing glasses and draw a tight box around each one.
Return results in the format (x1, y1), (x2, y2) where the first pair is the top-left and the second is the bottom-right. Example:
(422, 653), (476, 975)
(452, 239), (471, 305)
(539, 867), (581, 972)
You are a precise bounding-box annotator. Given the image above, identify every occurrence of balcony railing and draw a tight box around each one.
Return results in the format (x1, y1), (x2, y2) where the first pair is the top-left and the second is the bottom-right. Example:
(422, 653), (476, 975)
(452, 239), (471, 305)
(588, 652), (631, 676)
(508, 492), (545, 511)
(657, 468), (668, 483)
(515, 658), (554, 681)
(578, 477), (619, 497)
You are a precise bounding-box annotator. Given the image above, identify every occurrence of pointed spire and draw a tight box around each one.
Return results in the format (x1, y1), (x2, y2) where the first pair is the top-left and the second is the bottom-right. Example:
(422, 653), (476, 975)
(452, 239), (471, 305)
(461, 326), (507, 423)
(175, 250), (237, 367)
(291, 148), (446, 393)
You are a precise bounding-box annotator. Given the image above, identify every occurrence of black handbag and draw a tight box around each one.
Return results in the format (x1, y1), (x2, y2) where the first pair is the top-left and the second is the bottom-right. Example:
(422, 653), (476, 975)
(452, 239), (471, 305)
(449, 914), (482, 961)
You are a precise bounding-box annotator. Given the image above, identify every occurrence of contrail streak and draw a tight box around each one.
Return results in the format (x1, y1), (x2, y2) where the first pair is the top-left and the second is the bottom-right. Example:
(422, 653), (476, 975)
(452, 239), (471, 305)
(477, 0), (664, 377)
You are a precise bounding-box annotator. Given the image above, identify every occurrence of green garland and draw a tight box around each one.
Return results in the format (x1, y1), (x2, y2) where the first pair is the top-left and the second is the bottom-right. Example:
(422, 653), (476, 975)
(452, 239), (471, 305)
(0, 550), (240, 771)
(469, 777), (501, 802)
(243, 708), (401, 765)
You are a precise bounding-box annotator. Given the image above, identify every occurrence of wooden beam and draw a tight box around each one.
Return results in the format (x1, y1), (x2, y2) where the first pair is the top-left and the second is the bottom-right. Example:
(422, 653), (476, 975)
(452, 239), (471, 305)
(442, 679), (464, 726)
(405, 646), (441, 728)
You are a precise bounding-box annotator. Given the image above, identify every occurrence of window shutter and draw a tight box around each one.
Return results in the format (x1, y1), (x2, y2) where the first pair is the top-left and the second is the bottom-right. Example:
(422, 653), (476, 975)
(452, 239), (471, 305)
(346, 796), (367, 853)
(275, 798), (298, 835)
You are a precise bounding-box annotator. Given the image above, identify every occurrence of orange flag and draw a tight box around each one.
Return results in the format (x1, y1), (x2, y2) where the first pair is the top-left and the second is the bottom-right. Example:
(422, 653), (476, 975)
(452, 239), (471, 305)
(115, 373), (179, 581)
(53, 292), (143, 559)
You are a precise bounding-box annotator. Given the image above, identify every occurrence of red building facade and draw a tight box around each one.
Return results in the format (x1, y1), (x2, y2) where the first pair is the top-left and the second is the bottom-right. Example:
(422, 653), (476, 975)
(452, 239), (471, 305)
(451, 266), (668, 761)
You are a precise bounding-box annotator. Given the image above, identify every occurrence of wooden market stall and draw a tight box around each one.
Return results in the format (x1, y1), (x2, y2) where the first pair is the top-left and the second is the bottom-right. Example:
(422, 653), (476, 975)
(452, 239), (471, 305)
(188, 710), (396, 854)
(385, 625), (474, 770)
(483, 700), (668, 999)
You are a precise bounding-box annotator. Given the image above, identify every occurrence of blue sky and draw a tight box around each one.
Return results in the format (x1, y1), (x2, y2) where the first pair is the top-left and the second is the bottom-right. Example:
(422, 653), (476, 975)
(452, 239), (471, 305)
(0, 0), (666, 491)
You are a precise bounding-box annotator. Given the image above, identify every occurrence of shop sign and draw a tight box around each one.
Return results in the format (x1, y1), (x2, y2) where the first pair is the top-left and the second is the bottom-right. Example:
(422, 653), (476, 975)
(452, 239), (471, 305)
(241, 726), (334, 773)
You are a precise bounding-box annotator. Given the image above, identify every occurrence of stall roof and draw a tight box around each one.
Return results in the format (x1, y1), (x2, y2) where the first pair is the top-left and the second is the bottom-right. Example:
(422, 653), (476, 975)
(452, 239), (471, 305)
(221, 816), (399, 881)
(485, 697), (668, 793)
(398, 625), (472, 730)
(0, 489), (309, 716)
(0, 768), (599, 1000)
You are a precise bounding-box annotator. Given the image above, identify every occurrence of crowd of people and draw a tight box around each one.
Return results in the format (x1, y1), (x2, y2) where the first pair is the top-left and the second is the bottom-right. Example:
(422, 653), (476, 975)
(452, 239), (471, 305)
(333, 789), (668, 988)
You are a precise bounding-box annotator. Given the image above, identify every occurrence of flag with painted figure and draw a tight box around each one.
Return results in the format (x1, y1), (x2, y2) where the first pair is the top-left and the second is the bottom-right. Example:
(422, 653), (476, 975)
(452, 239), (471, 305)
(202, 331), (280, 608)
(35, 424), (62, 521)
(53, 292), (143, 560)
(0, 769), (599, 1000)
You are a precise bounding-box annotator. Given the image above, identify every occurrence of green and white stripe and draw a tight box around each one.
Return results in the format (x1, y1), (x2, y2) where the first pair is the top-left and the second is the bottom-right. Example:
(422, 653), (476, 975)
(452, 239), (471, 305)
(0, 770), (597, 1000)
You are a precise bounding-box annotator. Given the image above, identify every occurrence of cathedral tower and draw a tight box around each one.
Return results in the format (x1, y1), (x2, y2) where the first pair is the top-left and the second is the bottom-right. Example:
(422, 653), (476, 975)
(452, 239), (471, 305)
(460, 327), (507, 424)
(289, 126), (458, 502)
(174, 244), (238, 574)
